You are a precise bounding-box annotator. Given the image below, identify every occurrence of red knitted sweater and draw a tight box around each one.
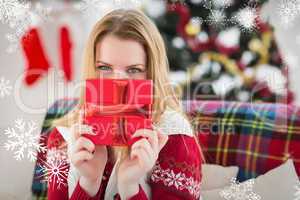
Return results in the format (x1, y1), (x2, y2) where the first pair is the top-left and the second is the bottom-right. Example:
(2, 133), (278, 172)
(46, 127), (202, 200)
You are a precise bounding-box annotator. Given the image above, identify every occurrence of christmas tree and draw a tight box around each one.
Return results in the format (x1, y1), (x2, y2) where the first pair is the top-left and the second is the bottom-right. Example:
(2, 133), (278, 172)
(144, 0), (293, 103)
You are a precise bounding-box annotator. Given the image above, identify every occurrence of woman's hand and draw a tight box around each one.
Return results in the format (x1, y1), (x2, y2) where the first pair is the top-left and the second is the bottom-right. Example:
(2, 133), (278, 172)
(117, 128), (168, 199)
(68, 110), (108, 197)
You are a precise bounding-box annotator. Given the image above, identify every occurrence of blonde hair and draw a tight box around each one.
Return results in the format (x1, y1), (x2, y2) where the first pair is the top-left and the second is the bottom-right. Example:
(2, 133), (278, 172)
(51, 9), (203, 162)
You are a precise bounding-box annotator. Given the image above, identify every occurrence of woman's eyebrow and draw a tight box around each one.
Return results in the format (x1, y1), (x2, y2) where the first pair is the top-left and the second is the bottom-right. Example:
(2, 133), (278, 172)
(96, 60), (145, 67)
(96, 60), (112, 66)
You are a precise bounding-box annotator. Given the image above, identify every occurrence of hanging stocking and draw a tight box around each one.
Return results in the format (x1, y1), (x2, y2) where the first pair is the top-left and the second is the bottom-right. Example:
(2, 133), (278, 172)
(59, 25), (73, 82)
(21, 27), (51, 86)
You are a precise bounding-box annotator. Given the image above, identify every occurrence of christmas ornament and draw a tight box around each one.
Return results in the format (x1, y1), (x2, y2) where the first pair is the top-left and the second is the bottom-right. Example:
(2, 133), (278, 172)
(215, 27), (241, 56)
(185, 17), (202, 36)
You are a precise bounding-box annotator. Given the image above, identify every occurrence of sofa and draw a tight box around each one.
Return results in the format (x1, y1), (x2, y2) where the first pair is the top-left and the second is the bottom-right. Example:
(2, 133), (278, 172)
(31, 98), (300, 199)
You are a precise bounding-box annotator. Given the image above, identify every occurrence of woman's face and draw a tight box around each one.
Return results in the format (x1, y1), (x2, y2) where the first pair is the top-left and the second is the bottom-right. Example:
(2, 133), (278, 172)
(95, 34), (147, 80)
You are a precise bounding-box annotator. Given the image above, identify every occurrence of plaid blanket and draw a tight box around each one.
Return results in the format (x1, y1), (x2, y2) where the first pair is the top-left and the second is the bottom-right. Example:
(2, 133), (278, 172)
(31, 98), (79, 200)
(184, 100), (300, 181)
(31, 98), (300, 198)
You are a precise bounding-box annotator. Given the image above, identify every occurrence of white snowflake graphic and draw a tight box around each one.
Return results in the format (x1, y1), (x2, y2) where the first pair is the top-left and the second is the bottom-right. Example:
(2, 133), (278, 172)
(168, 0), (259, 32)
(201, 0), (258, 32)
(0, 0), (23, 24)
(219, 178), (261, 200)
(213, 0), (233, 8)
(38, 153), (69, 190)
(0, 0), (31, 53)
(199, 1), (230, 28)
(3, 119), (46, 161)
(277, 0), (300, 28)
(46, 147), (69, 164)
(0, 1), (52, 53)
(207, 9), (228, 27)
(295, 181), (300, 200)
(0, 76), (12, 98)
(233, 6), (258, 32)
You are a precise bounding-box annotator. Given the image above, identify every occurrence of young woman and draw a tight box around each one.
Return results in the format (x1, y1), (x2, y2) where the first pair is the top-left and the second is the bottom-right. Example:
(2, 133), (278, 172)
(47, 8), (203, 200)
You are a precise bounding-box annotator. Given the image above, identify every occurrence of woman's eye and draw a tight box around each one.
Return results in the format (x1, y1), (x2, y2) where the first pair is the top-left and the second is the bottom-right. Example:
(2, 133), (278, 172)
(127, 67), (143, 74)
(97, 65), (112, 71)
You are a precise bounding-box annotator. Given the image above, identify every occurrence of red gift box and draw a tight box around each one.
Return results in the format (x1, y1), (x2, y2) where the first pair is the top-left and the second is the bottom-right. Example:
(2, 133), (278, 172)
(83, 78), (153, 146)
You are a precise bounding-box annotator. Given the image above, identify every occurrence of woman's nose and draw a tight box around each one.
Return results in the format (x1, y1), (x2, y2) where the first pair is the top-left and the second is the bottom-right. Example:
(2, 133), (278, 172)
(111, 70), (129, 79)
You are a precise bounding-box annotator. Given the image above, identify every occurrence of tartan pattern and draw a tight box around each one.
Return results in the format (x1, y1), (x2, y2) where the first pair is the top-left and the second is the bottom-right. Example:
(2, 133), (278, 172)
(31, 98), (79, 200)
(184, 101), (300, 181)
(31, 99), (300, 198)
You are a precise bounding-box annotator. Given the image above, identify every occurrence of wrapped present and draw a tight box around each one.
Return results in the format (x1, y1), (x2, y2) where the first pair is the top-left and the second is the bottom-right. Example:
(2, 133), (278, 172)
(83, 78), (153, 146)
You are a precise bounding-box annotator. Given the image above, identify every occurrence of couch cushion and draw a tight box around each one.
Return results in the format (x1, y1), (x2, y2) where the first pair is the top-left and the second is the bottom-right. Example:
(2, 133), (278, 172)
(201, 159), (299, 200)
(201, 164), (239, 191)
